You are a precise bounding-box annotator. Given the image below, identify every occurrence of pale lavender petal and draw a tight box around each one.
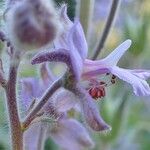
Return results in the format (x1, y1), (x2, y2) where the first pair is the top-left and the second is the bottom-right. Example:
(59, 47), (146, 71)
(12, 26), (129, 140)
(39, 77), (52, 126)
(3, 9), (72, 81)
(60, 4), (73, 27)
(24, 123), (47, 150)
(102, 39), (132, 66)
(82, 67), (109, 79)
(73, 86), (111, 131)
(68, 20), (88, 60)
(67, 22), (85, 79)
(110, 66), (150, 96)
(83, 40), (131, 68)
(54, 5), (73, 50)
(20, 78), (43, 111)
(49, 118), (94, 150)
(53, 88), (78, 112)
(128, 69), (150, 80)
(83, 59), (110, 79)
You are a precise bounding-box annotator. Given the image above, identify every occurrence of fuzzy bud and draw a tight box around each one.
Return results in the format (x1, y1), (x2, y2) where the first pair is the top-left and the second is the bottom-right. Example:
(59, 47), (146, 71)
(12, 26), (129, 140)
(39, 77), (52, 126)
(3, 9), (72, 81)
(6, 0), (61, 51)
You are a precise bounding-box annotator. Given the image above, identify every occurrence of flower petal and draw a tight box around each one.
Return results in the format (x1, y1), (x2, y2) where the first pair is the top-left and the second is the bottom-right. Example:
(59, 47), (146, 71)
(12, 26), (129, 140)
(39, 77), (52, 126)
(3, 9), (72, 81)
(54, 5), (73, 50)
(72, 86), (111, 131)
(68, 20), (88, 60)
(103, 39), (132, 66)
(83, 40), (132, 68)
(52, 88), (78, 112)
(24, 123), (47, 150)
(128, 69), (150, 80)
(110, 66), (150, 96)
(31, 49), (82, 81)
(60, 4), (73, 27)
(49, 118), (94, 150)
(20, 78), (43, 111)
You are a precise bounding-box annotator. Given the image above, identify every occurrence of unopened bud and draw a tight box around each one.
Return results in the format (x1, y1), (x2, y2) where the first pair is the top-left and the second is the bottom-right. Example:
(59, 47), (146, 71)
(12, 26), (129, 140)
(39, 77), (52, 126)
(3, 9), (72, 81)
(6, 0), (61, 51)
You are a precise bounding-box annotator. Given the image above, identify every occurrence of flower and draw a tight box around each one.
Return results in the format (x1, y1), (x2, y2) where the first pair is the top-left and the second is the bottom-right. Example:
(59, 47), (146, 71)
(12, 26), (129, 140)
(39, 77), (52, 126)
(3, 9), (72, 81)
(21, 63), (94, 150)
(32, 5), (150, 97)
(31, 5), (111, 132)
(31, 5), (150, 132)
(83, 40), (150, 96)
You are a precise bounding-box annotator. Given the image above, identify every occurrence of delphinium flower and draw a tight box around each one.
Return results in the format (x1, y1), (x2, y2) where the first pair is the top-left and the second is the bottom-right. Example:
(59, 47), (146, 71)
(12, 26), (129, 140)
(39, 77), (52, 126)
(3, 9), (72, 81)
(83, 41), (150, 96)
(21, 64), (94, 150)
(32, 5), (150, 133)
(32, 5), (111, 131)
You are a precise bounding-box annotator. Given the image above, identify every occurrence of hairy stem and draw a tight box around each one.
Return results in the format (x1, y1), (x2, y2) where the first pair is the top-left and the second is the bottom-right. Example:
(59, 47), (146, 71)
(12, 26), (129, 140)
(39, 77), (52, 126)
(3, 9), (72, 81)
(79, 0), (95, 39)
(92, 0), (121, 60)
(5, 51), (23, 150)
(22, 78), (62, 129)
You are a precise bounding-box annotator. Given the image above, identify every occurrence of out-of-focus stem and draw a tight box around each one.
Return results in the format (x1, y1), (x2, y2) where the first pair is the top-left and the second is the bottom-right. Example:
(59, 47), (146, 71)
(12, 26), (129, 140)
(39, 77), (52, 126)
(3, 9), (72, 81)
(5, 51), (23, 150)
(22, 78), (62, 129)
(92, 0), (121, 60)
(79, 0), (95, 39)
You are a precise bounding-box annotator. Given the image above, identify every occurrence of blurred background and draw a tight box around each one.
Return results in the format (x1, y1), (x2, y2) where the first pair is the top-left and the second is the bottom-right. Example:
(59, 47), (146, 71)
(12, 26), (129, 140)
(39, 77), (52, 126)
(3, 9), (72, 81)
(0, 0), (150, 150)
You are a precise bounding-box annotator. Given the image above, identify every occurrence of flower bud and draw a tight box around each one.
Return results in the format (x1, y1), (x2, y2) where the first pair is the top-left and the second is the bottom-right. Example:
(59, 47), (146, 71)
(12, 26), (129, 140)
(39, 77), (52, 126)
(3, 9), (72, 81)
(6, 0), (61, 51)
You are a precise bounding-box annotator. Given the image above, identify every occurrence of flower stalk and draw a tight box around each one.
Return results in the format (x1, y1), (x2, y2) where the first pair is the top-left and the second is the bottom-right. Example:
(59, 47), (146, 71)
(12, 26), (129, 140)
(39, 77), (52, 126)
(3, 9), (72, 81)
(79, 0), (95, 39)
(5, 51), (23, 150)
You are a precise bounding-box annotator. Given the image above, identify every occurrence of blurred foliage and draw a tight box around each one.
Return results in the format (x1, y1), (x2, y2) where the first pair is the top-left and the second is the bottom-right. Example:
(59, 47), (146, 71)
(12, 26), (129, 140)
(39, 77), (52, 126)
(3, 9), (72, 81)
(123, 15), (149, 56)
(44, 138), (59, 150)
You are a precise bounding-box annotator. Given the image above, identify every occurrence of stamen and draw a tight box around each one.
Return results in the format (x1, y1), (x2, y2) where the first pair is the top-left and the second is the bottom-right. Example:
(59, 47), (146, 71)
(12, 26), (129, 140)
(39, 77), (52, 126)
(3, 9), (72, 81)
(86, 74), (117, 100)
(112, 75), (116, 79)
(111, 79), (116, 84)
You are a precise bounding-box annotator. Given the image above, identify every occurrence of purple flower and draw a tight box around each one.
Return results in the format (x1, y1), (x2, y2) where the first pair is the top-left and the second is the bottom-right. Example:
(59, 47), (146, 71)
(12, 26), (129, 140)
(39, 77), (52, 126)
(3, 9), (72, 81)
(21, 63), (94, 150)
(31, 5), (111, 131)
(32, 5), (150, 97)
(24, 118), (94, 150)
(83, 40), (150, 96)
(31, 5), (150, 132)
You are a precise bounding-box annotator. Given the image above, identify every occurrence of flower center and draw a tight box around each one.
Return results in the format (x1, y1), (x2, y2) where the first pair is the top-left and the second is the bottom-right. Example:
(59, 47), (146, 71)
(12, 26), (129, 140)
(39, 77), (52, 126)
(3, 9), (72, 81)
(87, 74), (116, 100)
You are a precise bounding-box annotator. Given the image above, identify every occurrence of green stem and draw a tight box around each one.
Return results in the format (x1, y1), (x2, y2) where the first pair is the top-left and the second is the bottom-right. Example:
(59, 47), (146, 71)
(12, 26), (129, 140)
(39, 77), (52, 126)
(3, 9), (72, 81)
(92, 0), (121, 60)
(79, 0), (95, 39)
